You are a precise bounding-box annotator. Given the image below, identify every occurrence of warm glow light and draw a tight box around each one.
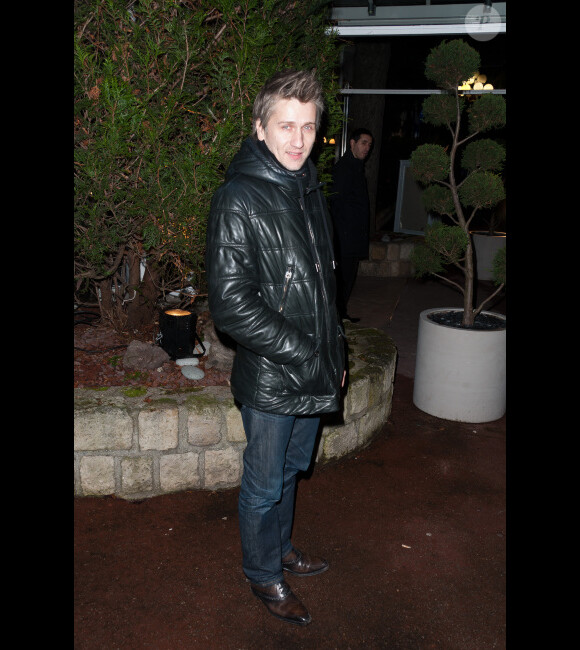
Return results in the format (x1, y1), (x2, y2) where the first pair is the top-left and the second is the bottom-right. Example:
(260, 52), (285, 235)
(329, 138), (335, 145)
(165, 309), (191, 316)
(459, 71), (494, 95)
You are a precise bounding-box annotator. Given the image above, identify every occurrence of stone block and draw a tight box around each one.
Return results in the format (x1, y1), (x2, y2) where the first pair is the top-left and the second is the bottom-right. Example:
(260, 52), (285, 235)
(74, 406), (133, 451)
(225, 403), (246, 443)
(367, 366), (387, 408)
(138, 406), (179, 450)
(121, 456), (153, 494)
(399, 240), (416, 261)
(369, 242), (386, 261)
(204, 448), (241, 489)
(346, 375), (370, 417)
(187, 404), (222, 446)
(386, 243), (400, 261)
(79, 455), (115, 496)
(160, 452), (200, 492)
(322, 422), (358, 460)
(358, 402), (389, 447)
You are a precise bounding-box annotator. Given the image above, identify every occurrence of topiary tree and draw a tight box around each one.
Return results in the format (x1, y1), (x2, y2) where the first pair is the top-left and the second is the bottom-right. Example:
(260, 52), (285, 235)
(409, 39), (506, 327)
(74, 0), (342, 331)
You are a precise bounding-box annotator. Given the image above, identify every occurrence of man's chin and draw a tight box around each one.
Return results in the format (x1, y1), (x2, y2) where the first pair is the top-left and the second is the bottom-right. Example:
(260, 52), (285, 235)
(281, 155), (305, 171)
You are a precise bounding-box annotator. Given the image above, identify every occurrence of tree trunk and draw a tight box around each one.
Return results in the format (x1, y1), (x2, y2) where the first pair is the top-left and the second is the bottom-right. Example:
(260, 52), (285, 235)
(97, 278), (114, 315)
(96, 276), (128, 331)
(463, 240), (475, 327)
(125, 251), (160, 330)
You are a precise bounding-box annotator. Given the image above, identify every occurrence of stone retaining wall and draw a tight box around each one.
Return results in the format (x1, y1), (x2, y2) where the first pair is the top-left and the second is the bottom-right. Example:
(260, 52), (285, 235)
(359, 236), (420, 277)
(74, 322), (397, 500)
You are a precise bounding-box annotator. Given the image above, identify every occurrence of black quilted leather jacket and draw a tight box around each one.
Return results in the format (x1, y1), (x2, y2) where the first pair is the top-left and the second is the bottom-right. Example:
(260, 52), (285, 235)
(206, 137), (345, 415)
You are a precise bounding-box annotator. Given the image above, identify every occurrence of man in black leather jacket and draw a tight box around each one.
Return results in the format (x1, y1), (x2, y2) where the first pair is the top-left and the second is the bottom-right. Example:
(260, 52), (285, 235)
(206, 70), (346, 626)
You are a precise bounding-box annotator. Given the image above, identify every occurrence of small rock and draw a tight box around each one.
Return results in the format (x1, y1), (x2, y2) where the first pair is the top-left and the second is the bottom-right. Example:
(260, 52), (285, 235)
(181, 365), (205, 380)
(123, 340), (170, 370)
(175, 357), (200, 366)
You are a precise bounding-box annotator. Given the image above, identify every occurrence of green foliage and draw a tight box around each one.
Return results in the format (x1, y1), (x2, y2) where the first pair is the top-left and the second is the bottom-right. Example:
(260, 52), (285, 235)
(492, 245), (506, 286)
(424, 39), (480, 90)
(411, 243), (447, 277)
(467, 92), (506, 133)
(459, 171), (505, 210)
(421, 93), (461, 127)
(74, 0), (342, 325)
(410, 144), (449, 184)
(411, 221), (468, 276)
(421, 184), (455, 217)
(461, 139), (505, 173)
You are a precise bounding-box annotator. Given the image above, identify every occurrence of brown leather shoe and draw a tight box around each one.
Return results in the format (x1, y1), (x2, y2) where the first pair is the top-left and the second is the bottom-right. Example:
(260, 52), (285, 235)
(282, 548), (329, 577)
(250, 580), (311, 625)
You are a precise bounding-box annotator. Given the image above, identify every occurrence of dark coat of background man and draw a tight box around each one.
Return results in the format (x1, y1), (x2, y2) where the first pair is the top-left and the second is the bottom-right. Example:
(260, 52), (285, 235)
(329, 128), (374, 322)
(206, 69), (346, 627)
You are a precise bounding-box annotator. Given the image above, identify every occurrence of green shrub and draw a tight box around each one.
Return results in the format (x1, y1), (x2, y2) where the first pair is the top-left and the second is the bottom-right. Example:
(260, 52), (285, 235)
(74, 0), (342, 330)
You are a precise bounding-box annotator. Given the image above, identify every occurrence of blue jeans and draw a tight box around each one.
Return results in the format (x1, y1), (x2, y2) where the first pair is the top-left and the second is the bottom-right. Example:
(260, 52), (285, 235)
(239, 405), (321, 585)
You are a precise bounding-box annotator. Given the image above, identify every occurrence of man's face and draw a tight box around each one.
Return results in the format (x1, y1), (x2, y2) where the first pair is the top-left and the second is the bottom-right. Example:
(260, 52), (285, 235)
(350, 134), (373, 161)
(256, 98), (317, 171)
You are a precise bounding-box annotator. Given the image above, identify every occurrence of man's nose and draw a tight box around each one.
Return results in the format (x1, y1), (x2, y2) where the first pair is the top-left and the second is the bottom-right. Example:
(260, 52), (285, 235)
(291, 129), (304, 148)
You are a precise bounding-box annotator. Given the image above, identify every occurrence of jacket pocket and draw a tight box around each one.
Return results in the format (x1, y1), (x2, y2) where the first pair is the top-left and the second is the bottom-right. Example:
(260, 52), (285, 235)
(280, 331), (344, 397)
(280, 346), (329, 395)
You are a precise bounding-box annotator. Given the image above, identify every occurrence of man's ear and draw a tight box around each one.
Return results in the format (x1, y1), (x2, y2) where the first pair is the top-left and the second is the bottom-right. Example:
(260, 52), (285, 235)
(255, 119), (265, 141)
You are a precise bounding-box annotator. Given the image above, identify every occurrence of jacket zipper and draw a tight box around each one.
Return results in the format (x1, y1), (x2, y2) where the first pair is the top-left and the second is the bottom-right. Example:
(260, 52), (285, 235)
(299, 195), (334, 376)
(278, 265), (294, 312)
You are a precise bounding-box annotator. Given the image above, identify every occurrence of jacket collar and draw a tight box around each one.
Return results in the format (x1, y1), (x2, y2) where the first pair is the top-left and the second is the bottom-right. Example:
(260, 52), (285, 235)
(227, 137), (319, 196)
(254, 138), (310, 179)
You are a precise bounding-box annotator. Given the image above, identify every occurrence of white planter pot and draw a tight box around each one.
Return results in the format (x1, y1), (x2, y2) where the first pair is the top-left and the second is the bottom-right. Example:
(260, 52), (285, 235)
(413, 308), (506, 423)
(471, 231), (506, 281)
